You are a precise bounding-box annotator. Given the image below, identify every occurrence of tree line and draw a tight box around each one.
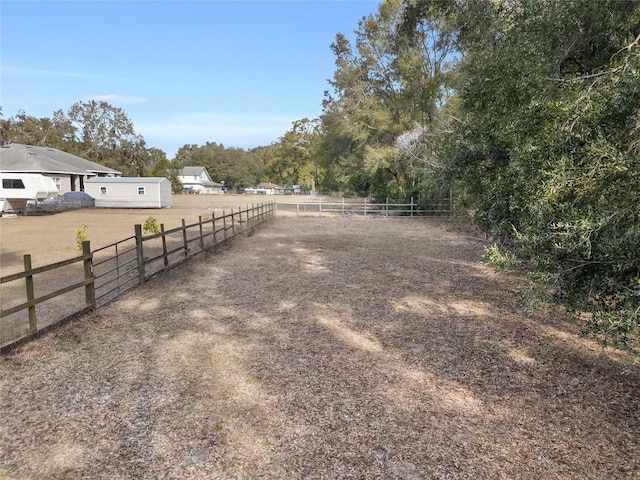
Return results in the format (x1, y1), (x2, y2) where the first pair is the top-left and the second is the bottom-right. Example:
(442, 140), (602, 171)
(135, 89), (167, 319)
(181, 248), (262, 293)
(378, 0), (638, 347)
(2, 0), (639, 345)
(0, 101), (323, 193)
(317, 0), (639, 347)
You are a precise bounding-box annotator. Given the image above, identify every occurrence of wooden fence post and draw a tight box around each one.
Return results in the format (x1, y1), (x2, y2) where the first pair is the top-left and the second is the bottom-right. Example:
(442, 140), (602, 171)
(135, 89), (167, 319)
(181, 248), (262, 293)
(135, 224), (145, 285)
(231, 208), (235, 234)
(449, 188), (454, 216)
(82, 240), (95, 309)
(161, 224), (168, 267)
(199, 215), (204, 250)
(182, 219), (188, 258)
(223, 210), (227, 240)
(23, 254), (37, 332)
(212, 212), (217, 244)
(411, 197), (414, 217)
(115, 241), (122, 287)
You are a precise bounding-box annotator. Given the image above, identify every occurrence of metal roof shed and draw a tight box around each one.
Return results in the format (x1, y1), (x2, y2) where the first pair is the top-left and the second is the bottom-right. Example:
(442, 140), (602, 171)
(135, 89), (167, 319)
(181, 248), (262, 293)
(85, 177), (172, 208)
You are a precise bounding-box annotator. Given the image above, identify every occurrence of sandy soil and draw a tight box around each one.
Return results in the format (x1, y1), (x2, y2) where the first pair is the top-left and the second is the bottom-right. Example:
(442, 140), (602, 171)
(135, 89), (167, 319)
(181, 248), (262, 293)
(0, 194), (299, 275)
(1, 215), (638, 479)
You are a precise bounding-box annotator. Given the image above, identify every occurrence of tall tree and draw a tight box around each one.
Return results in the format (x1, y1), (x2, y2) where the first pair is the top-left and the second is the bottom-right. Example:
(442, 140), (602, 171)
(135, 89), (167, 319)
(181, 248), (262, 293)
(117, 136), (166, 177)
(263, 118), (322, 190)
(67, 100), (137, 165)
(320, 0), (457, 199)
(0, 109), (75, 148)
(151, 156), (182, 192)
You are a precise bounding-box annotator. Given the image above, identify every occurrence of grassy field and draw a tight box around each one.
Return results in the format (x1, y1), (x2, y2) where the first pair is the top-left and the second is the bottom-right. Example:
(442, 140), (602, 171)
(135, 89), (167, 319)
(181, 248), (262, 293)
(1, 215), (638, 479)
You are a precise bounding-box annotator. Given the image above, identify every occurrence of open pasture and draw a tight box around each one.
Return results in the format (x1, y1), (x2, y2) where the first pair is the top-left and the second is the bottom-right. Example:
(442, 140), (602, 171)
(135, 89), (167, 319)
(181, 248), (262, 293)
(0, 194), (300, 276)
(1, 215), (638, 479)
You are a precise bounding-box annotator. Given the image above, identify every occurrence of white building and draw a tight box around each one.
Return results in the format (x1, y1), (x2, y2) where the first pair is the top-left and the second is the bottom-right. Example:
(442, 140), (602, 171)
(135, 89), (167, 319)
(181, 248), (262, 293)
(177, 166), (223, 194)
(0, 144), (121, 193)
(256, 182), (284, 195)
(85, 177), (172, 208)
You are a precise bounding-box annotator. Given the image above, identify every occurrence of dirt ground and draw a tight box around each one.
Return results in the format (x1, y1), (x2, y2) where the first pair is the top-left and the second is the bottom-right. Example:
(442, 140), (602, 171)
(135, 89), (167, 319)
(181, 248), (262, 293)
(0, 215), (638, 479)
(0, 194), (303, 275)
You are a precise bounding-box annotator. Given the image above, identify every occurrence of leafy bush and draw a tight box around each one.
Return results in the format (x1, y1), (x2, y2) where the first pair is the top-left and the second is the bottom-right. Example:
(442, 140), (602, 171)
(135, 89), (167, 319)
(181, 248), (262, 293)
(74, 223), (88, 251)
(143, 216), (161, 234)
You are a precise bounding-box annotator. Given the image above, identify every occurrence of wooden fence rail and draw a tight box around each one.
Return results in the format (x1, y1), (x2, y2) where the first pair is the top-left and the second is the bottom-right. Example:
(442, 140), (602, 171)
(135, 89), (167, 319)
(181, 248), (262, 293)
(0, 241), (95, 350)
(277, 197), (452, 217)
(1, 202), (275, 352)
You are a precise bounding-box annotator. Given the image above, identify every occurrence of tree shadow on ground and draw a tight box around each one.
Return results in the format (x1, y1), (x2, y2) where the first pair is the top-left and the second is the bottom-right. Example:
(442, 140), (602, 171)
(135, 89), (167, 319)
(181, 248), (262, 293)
(1, 216), (638, 479)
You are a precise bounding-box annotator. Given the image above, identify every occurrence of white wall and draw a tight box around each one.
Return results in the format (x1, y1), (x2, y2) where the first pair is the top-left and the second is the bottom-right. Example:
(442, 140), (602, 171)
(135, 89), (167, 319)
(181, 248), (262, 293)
(86, 179), (172, 208)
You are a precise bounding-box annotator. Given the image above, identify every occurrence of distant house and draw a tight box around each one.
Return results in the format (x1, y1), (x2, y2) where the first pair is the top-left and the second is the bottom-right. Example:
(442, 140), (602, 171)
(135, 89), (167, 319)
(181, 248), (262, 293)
(85, 177), (172, 208)
(0, 144), (121, 193)
(177, 166), (223, 194)
(256, 182), (284, 195)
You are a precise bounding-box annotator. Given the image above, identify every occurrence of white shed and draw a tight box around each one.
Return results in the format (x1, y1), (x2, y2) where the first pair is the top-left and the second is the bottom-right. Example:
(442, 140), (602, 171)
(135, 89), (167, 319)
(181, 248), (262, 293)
(85, 177), (172, 208)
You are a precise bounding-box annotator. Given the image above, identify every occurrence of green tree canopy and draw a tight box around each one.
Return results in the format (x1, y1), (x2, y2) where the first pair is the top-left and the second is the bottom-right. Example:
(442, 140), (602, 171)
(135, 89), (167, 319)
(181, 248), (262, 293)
(0, 109), (74, 148)
(172, 142), (263, 189)
(261, 118), (322, 190)
(319, 0), (457, 199)
(401, 0), (640, 345)
(0, 101), (170, 177)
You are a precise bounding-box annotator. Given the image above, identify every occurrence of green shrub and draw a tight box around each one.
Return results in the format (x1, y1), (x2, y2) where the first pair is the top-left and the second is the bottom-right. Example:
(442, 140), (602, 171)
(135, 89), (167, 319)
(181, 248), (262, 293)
(143, 216), (161, 234)
(74, 223), (88, 251)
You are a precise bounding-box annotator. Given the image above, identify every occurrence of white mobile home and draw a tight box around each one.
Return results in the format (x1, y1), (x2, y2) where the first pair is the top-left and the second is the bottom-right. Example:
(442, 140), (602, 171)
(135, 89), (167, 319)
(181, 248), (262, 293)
(0, 173), (59, 213)
(85, 177), (172, 208)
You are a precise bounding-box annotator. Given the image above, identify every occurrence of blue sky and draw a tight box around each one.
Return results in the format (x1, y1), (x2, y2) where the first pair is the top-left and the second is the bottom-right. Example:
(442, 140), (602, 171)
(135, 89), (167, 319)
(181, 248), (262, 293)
(1, 0), (381, 158)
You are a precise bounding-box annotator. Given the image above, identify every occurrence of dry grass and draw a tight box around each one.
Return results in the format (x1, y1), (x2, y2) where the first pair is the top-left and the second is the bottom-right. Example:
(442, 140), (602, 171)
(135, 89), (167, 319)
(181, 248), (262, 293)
(1, 216), (638, 479)
(0, 194), (278, 275)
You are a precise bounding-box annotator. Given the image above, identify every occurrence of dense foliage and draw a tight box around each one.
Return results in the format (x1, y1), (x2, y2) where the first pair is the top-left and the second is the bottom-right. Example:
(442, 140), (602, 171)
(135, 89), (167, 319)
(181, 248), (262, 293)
(0, 101), (167, 177)
(172, 142), (263, 190)
(318, 0), (457, 201)
(399, 0), (640, 346)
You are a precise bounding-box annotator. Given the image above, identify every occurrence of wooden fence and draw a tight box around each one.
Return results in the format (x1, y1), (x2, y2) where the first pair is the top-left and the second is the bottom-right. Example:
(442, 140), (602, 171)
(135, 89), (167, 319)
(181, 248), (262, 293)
(0, 202), (274, 352)
(276, 197), (452, 217)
